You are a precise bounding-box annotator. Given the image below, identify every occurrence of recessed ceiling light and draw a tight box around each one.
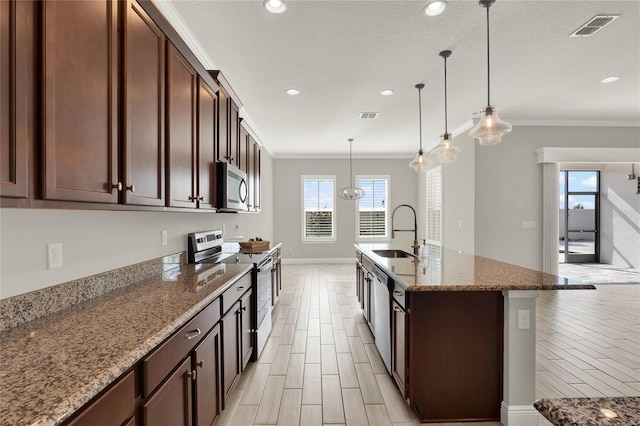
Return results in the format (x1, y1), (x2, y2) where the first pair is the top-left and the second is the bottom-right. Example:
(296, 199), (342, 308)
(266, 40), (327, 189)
(380, 89), (394, 96)
(286, 88), (300, 95)
(424, 1), (447, 17)
(264, 0), (287, 14)
(600, 76), (619, 84)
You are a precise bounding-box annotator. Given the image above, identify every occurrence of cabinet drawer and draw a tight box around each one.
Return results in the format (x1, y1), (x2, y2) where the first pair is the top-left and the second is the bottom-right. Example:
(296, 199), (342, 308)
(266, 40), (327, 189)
(361, 255), (374, 273)
(67, 370), (135, 426)
(222, 272), (251, 315)
(143, 299), (220, 396)
(392, 281), (406, 309)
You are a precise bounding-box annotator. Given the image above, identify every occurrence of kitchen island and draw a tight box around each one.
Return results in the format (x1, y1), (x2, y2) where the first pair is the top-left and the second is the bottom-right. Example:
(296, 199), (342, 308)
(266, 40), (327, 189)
(355, 243), (595, 425)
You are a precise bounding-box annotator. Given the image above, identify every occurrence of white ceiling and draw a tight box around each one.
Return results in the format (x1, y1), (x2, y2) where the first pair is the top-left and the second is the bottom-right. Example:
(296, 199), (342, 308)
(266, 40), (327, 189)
(164, 0), (640, 157)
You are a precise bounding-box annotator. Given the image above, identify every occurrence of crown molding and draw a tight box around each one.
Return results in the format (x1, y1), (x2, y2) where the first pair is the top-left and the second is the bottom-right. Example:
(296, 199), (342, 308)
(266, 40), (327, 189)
(273, 153), (415, 160)
(508, 118), (640, 127)
(535, 147), (640, 164)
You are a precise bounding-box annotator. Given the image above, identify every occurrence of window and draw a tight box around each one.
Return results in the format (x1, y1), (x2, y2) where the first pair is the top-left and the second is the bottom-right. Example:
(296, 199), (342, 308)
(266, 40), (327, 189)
(356, 175), (389, 240)
(426, 166), (442, 245)
(302, 176), (336, 242)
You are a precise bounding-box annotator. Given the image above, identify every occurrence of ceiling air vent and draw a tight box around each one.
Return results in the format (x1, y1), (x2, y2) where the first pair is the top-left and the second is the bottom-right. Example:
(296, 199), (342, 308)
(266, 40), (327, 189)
(570, 15), (619, 37)
(359, 112), (379, 119)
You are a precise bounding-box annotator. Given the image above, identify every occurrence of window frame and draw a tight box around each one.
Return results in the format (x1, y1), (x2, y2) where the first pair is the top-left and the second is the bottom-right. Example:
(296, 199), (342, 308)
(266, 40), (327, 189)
(301, 175), (337, 244)
(355, 174), (391, 241)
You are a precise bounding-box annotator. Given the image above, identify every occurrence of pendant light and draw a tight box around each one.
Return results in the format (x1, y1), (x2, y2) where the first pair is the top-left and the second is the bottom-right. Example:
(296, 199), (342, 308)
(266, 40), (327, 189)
(430, 50), (461, 163)
(468, 0), (512, 146)
(338, 139), (365, 200)
(409, 83), (430, 173)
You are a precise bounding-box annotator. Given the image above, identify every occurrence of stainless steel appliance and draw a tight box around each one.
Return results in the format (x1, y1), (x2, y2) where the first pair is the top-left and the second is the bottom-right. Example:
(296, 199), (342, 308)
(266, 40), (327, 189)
(372, 265), (392, 373)
(187, 230), (274, 359)
(217, 162), (248, 212)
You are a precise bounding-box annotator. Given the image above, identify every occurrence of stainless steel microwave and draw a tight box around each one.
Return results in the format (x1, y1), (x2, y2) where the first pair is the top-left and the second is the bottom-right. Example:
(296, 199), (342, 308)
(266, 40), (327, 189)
(217, 161), (248, 212)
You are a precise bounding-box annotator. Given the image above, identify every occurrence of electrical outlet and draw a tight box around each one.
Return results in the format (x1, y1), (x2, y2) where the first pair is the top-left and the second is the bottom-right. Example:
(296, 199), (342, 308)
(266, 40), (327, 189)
(161, 230), (168, 246)
(222, 225), (226, 235)
(47, 242), (63, 269)
(458, 220), (463, 228)
(235, 224), (240, 231)
(517, 309), (530, 330)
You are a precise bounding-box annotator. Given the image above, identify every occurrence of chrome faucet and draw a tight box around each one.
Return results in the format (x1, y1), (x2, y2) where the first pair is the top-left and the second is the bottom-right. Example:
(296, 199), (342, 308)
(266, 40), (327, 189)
(391, 204), (419, 255)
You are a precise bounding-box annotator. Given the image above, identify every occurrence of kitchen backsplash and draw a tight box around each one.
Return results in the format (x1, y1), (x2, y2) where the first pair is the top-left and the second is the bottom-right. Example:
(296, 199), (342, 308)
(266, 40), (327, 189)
(0, 252), (185, 332)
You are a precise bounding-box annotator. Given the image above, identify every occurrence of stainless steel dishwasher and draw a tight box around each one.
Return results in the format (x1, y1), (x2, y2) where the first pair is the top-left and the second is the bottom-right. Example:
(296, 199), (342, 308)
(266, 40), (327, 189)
(372, 265), (392, 374)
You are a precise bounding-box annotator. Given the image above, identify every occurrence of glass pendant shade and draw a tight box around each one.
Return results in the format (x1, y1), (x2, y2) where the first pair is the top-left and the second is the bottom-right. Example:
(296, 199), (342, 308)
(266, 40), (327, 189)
(468, 106), (512, 146)
(338, 138), (365, 200)
(409, 149), (428, 173)
(431, 134), (461, 163)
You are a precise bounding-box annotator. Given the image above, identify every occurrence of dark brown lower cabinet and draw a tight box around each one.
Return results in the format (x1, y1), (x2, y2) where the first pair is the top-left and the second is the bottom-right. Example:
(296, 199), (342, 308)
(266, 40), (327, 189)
(142, 357), (193, 426)
(194, 324), (222, 426)
(66, 370), (136, 426)
(222, 301), (241, 406)
(391, 300), (407, 399)
(240, 289), (253, 369)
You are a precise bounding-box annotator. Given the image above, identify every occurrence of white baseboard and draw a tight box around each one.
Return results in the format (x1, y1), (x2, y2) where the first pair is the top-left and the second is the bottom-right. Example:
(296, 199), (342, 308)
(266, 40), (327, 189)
(500, 402), (539, 426)
(281, 258), (354, 265)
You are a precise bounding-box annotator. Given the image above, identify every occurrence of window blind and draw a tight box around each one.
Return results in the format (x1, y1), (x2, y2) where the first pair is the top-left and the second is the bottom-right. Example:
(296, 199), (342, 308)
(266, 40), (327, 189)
(303, 177), (335, 240)
(357, 177), (388, 238)
(426, 167), (442, 245)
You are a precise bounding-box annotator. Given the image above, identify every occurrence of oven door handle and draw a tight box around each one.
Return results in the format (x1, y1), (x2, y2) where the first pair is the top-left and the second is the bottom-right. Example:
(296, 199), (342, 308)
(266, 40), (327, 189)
(257, 258), (274, 272)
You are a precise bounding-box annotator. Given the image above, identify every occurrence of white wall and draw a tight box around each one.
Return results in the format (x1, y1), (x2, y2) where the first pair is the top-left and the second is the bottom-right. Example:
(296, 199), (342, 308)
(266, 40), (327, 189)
(273, 158), (417, 260)
(474, 126), (640, 270)
(600, 163), (640, 267)
(0, 153), (274, 299)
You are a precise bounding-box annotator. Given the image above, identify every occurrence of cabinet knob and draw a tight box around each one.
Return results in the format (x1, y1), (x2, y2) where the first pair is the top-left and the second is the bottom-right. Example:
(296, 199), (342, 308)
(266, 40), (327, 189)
(393, 306), (403, 312)
(197, 360), (204, 368)
(237, 286), (244, 291)
(185, 328), (201, 340)
(393, 291), (404, 297)
(126, 184), (135, 193)
(111, 182), (122, 191)
(187, 370), (197, 381)
(241, 306), (246, 311)
(198, 195), (204, 201)
(188, 195), (196, 202)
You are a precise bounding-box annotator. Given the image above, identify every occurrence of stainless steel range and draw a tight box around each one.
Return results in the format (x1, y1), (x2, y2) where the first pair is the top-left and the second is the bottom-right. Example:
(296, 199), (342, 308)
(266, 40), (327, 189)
(187, 229), (274, 358)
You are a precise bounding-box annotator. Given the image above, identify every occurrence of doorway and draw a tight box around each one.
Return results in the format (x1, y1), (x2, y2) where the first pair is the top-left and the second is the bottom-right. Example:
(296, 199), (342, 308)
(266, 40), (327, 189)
(559, 170), (599, 263)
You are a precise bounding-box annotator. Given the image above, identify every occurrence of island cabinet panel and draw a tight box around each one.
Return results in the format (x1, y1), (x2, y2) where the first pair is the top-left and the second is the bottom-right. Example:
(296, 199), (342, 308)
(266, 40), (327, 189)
(166, 42), (197, 208)
(407, 291), (503, 423)
(196, 79), (217, 210)
(123, 0), (165, 206)
(0, 0), (29, 200)
(142, 356), (193, 426)
(391, 299), (407, 398)
(66, 370), (136, 426)
(41, 0), (119, 203)
(193, 324), (222, 426)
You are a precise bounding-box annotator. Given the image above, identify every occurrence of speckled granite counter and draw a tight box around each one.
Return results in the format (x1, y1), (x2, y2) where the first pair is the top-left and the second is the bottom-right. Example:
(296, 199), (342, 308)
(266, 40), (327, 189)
(0, 261), (252, 426)
(535, 397), (640, 425)
(356, 243), (596, 291)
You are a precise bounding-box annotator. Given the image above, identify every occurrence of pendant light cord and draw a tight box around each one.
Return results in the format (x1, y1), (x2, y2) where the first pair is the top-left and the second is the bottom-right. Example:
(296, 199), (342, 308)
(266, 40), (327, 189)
(444, 56), (448, 134)
(418, 86), (423, 151)
(486, 3), (491, 106)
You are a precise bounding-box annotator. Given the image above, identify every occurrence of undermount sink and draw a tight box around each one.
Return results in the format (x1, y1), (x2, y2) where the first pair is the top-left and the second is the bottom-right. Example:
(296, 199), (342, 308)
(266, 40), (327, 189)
(372, 249), (416, 259)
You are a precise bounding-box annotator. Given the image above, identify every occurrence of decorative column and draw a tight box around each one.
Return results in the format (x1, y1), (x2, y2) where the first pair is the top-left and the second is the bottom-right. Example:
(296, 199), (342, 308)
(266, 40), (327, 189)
(501, 290), (540, 426)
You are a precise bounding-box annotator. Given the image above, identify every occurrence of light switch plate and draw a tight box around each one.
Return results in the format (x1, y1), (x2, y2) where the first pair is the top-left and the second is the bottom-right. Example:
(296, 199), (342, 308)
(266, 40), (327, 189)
(522, 220), (539, 228)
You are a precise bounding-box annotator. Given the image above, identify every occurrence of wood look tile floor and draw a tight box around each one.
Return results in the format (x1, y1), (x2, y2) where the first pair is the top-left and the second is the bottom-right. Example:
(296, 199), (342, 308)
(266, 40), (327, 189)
(218, 264), (640, 426)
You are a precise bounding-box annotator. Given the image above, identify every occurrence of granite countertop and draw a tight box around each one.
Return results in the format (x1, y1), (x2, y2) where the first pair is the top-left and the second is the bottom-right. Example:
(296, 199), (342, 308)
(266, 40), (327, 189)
(356, 243), (596, 291)
(534, 397), (640, 425)
(0, 262), (253, 426)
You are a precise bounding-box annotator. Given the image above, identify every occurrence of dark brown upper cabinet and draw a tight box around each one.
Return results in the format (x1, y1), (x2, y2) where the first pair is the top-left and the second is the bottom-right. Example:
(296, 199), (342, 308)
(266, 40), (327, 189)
(41, 0), (119, 203)
(166, 42), (197, 208)
(238, 120), (249, 173)
(0, 0), (30, 201)
(197, 78), (218, 210)
(209, 71), (242, 167)
(122, 0), (165, 206)
(249, 136), (261, 213)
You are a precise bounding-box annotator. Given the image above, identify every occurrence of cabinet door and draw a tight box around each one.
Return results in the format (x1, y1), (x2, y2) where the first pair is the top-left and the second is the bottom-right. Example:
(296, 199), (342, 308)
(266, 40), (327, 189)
(238, 122), (249, 174)
(221, 301), (240, 407)
(197, 79), (217, 210)
(253, 142), (261, 212)
(216, 86), (231, 163)
(229, 100), (240, 168)
(123, 0), (165, 206)
(241, 289), (253, 369)
(142, 356), (193, 426)
(392, 300), (407, 398)
(42, 0), (118, 203)
(166, 42), (197, 208)
(0, 0), (29, 200)
(194, 324), (221, 426)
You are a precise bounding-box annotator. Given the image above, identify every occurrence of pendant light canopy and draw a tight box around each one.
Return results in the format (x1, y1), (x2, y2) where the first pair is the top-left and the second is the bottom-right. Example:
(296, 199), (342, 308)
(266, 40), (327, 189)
(338, 139), (365, 200)
(430, 50), (461, 163)
(468, 0), (512, 146)
(409, 83), (430, 173)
